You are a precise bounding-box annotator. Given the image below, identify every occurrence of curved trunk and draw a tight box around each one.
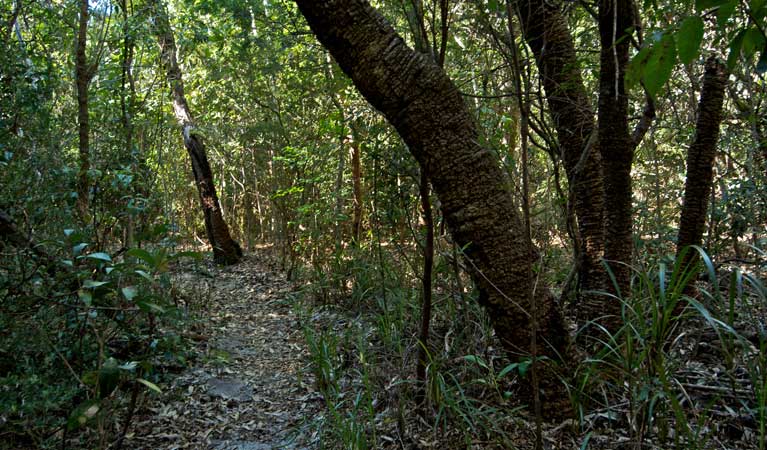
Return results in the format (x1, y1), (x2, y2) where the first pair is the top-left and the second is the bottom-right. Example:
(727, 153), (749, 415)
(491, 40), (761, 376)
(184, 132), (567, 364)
(677, 58), (728, 269)
(294, 0), (571, 416)
(149, 0), (241, 265)
(516, 0), (606, 305)
(598, 0), (635, 320)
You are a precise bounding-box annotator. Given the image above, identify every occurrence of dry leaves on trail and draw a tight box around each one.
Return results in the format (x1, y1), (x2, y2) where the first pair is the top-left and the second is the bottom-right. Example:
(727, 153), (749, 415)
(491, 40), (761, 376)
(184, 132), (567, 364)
(125, 254), (322, 450)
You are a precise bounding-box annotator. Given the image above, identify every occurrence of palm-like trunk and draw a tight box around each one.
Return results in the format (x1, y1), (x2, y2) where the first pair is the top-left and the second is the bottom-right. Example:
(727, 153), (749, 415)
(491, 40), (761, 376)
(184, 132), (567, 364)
(516, 0), (606, 303)
(149, 0), (241, 265)
(598, 0), (635, 315)
(677, 58), (728, 269)
(295, 0), (571, 416)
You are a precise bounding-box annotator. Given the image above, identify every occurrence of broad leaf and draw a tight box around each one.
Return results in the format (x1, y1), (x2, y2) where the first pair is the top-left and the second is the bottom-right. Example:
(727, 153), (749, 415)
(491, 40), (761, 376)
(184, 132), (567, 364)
(85, 252), (112, 262)
(122, 286), (138, 301)
(676, 17), (704, 64)
(728, 29), (747, 68)
(643, 33), (677, 97)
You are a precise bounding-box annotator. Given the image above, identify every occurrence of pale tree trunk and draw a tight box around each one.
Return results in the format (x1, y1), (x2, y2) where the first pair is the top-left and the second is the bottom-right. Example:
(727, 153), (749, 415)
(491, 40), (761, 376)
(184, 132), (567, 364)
(515, 0), (607, 309)
(598, 0), (635, 326)
(149, 0), (241, 265)
(75, 0), (91, 220)
(677, 58), (728, 271)
(295, 0), (571, 417)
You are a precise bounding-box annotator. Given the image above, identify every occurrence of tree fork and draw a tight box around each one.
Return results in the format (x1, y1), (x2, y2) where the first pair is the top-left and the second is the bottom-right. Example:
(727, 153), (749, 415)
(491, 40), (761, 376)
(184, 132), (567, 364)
(294, 0), (572, 417)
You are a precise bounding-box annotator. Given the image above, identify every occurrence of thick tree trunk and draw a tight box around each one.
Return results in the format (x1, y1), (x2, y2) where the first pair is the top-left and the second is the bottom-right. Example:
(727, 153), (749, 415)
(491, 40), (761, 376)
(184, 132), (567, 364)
(677, 58), (728, 268)
(75, 0), (90, 220)
(295, 0), (571, 416)
(598, 0), (635, 314)
(149, 0), (241, 265)
(515, 0), (606, 300)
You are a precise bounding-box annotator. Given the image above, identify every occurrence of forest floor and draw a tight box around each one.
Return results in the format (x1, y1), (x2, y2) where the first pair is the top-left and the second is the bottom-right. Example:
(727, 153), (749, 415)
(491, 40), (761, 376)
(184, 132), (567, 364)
(124, 252), (322, 450)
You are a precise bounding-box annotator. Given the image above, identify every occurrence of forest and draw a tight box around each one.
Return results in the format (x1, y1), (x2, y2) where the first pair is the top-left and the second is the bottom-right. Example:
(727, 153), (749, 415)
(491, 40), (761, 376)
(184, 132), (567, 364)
(1, 0), (766, 448)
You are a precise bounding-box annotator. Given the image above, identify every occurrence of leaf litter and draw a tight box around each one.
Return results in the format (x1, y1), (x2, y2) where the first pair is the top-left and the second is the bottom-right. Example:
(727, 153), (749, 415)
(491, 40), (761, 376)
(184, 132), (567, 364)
(124, 253), (322, 449)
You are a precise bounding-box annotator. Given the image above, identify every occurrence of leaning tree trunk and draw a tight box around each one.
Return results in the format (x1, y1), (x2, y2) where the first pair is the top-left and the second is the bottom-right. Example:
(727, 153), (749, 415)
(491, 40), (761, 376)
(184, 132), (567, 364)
(294, 0), (571, 417)
(75, 0), (91, 220)
(149, 0), (241, 265)
(677, 58), (728, 271)
(516, 0), (606, 307)
(598, 0), (635, 319)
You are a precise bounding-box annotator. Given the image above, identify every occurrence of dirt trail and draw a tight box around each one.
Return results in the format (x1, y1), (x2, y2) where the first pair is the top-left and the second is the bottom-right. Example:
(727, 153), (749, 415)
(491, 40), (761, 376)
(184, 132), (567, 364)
(126, 254), (321, 450)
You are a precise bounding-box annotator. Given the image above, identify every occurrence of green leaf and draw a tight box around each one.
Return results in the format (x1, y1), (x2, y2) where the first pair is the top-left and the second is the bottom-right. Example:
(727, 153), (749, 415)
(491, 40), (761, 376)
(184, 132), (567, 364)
(743, 27), (767, 58)
(85, 252), (112, 262)
(135, 270), (153, 282)
(83, 279), (109, 289)
(99, 358), (120, 399)
(78, 289), (92, 307)
(626, 46), (652, 91)
(463, 354), (489, 370)
(643, 33), (677, 97)
(72, 242), (88, 256)
(676, 17), (704, 64)
(716, 0), (737, 28)
(122, 286), (138, 301)
(67, 400), (100, 430)
(137, 300), (165, 314)
(757, 45), (767, 73)
(498, 363), (521, 379)
(127, 248), (155, 266)
(137, 378), (162, 394)
(517, 360), (532, 377)
(728, 29), (747, 68)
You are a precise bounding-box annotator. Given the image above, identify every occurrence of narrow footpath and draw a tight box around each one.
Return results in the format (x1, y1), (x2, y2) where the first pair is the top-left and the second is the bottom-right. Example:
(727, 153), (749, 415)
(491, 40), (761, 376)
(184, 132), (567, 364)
(125, 254), (321, 450)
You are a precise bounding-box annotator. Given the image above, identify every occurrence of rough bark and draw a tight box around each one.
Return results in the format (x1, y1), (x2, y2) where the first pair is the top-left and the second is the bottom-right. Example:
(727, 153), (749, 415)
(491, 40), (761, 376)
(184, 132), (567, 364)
(75, 0), (91, 220)
(149, 0), (241, 265)
(294, 0), (571, 416)
(677, 58), (728, 269)
(516, 0), (607, 300)
(598, 0), (635, 310)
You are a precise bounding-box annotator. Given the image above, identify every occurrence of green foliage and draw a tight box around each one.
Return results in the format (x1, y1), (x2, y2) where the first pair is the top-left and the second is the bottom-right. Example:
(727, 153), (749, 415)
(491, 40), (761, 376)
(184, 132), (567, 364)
(574, 247), (767, 448)
(0, 221), (199, 447)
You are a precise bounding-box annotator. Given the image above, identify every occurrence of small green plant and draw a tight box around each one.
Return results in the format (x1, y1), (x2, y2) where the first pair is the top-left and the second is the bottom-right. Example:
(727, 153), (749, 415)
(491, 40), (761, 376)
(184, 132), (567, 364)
(0, 223), (200, 449)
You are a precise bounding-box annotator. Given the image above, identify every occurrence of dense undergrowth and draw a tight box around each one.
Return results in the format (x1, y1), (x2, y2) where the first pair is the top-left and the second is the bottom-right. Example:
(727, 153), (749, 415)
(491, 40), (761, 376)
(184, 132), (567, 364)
(299, 240), (767, 449)
(0, 220), (203, 449)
